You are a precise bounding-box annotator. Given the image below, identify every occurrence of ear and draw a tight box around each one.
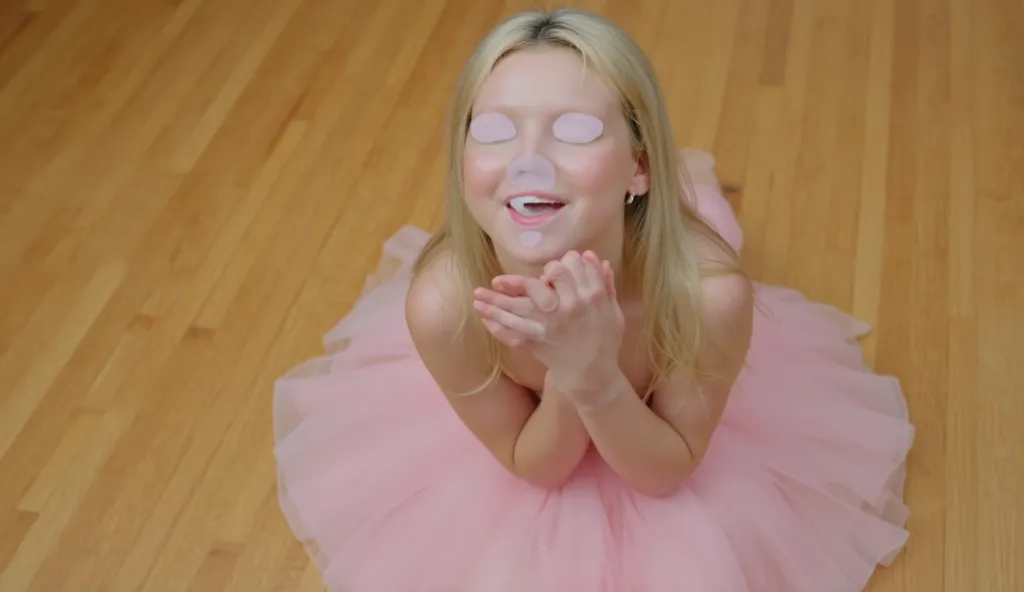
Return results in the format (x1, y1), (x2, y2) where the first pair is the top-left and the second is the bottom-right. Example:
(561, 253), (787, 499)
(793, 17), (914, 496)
(627, 150), (651, 197)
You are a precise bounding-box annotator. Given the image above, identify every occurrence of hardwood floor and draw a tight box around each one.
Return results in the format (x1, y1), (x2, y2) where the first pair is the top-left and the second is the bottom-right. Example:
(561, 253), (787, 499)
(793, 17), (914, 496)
(1, 0), (1021, 590)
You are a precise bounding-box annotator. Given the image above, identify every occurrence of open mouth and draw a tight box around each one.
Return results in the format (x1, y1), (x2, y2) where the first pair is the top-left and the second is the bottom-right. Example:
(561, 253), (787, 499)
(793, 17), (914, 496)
(506, 195), (566, 217)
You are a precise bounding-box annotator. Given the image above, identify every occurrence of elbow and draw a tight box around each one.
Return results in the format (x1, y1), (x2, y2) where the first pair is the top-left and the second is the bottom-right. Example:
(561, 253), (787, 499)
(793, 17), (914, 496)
(524, 473), (574, 492)
(634, 452), (702, 498)
(634, 472), (690, 498)
(512, 460), (575, 491)
(503, 449), (575, 491)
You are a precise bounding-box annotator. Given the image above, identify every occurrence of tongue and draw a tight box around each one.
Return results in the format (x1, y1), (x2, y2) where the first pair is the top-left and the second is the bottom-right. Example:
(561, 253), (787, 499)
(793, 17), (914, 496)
(525, 202), (562, 213)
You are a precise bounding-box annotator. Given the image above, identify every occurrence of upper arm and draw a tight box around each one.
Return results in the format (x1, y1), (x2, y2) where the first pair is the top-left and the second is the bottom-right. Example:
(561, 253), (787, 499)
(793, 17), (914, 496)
(651, 271), (754, 462)
(405, 261), (538, 472)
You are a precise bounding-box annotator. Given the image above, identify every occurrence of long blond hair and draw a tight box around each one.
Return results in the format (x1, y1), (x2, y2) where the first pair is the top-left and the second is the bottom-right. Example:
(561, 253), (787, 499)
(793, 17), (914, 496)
(413, 8), (741, 396)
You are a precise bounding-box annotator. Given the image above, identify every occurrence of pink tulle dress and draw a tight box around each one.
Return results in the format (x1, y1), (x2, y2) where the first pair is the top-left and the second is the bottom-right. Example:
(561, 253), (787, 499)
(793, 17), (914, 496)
(272, 150), (914, 591)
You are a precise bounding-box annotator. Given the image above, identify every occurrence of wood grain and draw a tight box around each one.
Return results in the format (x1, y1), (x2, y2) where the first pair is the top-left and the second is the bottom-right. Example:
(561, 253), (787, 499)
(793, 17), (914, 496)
(1, 0), (1021, 590)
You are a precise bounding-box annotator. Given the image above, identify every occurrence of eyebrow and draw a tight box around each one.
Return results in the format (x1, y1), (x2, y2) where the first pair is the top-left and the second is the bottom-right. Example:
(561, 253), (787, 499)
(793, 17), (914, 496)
(470, 104), (607, 118)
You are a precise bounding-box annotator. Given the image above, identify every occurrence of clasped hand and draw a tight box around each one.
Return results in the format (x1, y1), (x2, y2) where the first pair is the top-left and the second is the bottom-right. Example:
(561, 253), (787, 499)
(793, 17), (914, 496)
(472, 250), (625, 404)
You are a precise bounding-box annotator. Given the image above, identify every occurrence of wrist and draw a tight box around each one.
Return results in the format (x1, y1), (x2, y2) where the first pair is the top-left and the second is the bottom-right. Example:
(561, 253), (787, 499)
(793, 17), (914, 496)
(551, 368), (628, 413)
(547, 359), (613, 392)
(540, 377), (585, 415)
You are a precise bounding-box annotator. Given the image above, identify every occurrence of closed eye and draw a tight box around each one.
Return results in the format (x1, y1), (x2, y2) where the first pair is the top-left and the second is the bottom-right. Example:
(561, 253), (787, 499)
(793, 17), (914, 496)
(469, 112), (517, 144)
(552, 112), (604, 144)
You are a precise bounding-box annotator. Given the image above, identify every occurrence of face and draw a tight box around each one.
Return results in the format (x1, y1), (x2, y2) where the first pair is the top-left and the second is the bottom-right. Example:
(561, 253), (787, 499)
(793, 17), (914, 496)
(462, 45), (649, 268)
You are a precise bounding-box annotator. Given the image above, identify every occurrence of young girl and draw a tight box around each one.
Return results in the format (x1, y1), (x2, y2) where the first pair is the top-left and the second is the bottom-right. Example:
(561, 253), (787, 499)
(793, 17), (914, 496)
(273, 8), (914, 591)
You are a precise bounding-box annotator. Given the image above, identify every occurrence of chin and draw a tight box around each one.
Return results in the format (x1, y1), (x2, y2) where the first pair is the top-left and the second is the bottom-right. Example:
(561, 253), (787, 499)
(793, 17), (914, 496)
(498, 234), (577, 268)
(515, 245), (566, 266)
(478, 207), (593, 267)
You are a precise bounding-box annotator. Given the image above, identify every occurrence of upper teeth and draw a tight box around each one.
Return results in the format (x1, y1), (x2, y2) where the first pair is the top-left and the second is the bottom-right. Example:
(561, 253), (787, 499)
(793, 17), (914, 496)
(509, 196), (561, 214)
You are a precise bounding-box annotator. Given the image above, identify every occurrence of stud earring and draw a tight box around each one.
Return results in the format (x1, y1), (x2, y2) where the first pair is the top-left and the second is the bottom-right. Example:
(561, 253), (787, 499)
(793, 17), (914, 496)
(626, 193), (635, 205)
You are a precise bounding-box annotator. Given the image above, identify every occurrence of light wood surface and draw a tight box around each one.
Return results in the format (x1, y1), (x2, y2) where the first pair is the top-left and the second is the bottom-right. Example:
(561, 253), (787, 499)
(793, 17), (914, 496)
(1, 0), (1021, 590)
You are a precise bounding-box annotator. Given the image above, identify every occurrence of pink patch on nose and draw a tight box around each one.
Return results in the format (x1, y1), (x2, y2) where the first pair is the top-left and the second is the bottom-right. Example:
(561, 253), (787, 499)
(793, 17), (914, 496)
(507, 154), (556, 190)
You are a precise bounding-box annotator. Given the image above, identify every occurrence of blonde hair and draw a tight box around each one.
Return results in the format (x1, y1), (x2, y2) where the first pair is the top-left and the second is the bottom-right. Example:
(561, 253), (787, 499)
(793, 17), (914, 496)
(413, 8), (741, 397)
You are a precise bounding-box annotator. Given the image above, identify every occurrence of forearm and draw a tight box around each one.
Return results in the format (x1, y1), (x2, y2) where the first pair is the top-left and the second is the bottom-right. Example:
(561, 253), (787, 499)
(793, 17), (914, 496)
(512, 375), (592, 489)
(573, 371), (696, 497)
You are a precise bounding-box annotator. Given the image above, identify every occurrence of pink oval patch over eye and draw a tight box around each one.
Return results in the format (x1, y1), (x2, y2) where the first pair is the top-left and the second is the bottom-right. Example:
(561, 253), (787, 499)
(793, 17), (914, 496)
(552, 113), (604, 144)
(468, 112), (517, 143)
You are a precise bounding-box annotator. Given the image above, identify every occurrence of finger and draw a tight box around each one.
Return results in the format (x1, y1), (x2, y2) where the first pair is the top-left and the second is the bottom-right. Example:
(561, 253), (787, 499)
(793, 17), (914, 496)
(581, 251), (605, 295)
(480, 318), (525, 348)
(491, 275), (529, 297)
(473, 300), (545, 340)
(570, 251), (602, 303)
(594, 256), (612, 299)
(543, 261), (562, 287)
(523, 277), (559, 312)
(561, 251), (589, 287)
(473, 287), (534, 317)
(603, 260), (617, 300)
(546, 262), (578, 309)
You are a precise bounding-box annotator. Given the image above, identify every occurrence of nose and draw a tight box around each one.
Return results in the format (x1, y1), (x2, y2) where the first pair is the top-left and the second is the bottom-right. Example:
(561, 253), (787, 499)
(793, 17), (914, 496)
(507, 153), (556, 191)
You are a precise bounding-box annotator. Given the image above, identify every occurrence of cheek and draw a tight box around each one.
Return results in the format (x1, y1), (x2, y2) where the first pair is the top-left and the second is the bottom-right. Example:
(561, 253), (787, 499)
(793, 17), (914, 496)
(462, 146), (509, 197)
(558, 144), (631, 199)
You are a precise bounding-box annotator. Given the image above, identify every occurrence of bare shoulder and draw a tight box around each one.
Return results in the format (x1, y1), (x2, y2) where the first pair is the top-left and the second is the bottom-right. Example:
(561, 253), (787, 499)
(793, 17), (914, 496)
(405, 250), (466, 353)
(694, 222), (754, 365)
(698, 270), (754, 378)
(404, 248), (538, 473)
(688, 224), (752, 337)
(405, 249), (510, 400)
(647, 245), (754, 464)
(700, 271), (754, 335)
(405, 250), (497, 390)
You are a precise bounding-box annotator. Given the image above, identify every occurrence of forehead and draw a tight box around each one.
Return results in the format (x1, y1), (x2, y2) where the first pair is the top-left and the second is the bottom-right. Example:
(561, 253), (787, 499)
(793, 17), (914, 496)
(472, 46), (619, 116)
